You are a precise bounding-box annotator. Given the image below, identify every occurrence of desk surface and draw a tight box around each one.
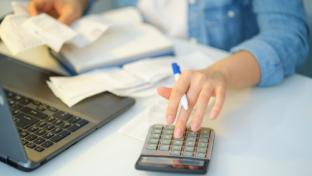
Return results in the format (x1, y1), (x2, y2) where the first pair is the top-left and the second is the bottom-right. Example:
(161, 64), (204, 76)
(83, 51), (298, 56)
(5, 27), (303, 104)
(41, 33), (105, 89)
(0, 40), (312, 176)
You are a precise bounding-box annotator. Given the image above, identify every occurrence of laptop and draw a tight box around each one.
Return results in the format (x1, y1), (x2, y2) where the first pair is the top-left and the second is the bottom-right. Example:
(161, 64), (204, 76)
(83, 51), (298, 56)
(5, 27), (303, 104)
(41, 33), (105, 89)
(0, 0), (12, 22)
(0, 53), (135, 171)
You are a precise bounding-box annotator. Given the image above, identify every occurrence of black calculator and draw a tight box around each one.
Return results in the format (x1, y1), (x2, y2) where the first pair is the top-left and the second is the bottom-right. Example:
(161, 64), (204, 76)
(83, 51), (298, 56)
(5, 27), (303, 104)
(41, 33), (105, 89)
(135, 124), (215, 174)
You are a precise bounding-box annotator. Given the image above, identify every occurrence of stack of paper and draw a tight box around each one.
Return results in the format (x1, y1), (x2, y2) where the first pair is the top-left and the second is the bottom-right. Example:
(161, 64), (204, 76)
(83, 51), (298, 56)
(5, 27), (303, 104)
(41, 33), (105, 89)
(47, 57), (176, 107)
(0, 2), (109, 55)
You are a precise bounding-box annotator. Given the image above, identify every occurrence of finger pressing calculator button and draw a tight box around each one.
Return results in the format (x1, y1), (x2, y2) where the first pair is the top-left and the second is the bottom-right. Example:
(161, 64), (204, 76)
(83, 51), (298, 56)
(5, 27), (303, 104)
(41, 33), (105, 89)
(146, 144), (157, 150)
(159, 145), (170, 151)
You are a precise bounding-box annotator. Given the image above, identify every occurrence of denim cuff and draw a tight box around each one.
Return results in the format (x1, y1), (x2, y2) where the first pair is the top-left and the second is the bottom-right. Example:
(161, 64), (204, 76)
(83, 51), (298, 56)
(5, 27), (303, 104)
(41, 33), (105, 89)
(231, 38), (284, 87)
(84, 0), (95, 15)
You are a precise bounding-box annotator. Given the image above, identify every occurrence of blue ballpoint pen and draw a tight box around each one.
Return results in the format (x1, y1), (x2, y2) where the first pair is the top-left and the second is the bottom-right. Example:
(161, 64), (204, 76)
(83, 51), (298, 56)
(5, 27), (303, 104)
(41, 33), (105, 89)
(171, 63), (189, 110)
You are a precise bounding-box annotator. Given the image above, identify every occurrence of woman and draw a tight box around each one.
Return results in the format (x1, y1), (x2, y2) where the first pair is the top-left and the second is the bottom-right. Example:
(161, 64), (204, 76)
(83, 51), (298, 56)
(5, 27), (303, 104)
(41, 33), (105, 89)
(28, 0), (310, 138)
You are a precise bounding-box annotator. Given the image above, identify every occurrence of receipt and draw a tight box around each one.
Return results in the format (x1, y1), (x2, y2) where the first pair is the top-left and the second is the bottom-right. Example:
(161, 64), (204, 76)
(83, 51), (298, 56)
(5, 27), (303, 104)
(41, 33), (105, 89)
(0, 15), (43, 55)
(23, 14), (77, 52)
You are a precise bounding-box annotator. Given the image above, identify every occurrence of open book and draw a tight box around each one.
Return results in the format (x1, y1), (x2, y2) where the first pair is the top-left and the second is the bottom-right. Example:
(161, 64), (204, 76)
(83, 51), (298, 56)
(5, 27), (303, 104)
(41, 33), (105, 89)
(57, 7), (174, 74)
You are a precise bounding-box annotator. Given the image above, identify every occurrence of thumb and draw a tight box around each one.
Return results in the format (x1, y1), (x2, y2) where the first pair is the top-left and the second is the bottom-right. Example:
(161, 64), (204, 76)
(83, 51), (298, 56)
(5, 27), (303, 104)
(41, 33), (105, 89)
(57, 7), (78, 25)
(157, 87), (172, 100)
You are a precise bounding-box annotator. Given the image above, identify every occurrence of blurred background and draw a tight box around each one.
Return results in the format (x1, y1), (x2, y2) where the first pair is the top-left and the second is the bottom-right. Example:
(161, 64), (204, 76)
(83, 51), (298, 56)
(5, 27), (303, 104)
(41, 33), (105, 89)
(2, 0), (312, 78)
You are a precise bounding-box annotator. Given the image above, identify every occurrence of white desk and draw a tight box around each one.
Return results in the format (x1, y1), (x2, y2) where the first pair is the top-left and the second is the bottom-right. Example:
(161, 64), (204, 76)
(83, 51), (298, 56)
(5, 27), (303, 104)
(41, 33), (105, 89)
(0, 40), (312, 176)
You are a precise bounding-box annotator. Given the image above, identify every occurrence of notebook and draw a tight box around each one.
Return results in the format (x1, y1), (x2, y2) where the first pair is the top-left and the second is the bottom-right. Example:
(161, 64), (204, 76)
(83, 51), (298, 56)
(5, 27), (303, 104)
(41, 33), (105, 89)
(55, 7), (174, 75)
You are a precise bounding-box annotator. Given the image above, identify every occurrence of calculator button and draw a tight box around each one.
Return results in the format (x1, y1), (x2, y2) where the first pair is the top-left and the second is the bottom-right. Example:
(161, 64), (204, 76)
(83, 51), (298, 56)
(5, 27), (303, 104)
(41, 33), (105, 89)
(200, 129), (210, 135)
(152, 124), (163, 130)
(199, 137), (209, 143)
(172, 145), (182, 151)
(183, 151), (193, 158)
(165, 125), (175, 130)
(162, 134), (172, 140)
(161, 139), (171, 145)
(197, 142), (208, 148)
(146, 144), (157, 150)
(152, 129), (162, 134)
(163, 129), (173, 135)
(187, 131), (197, 137)
(151, 134), (161, 139)
(171, 150), (181, 156)
(185, 141), (195, 147)
(186, 137), (196, 142)
(159, 145), (170, 151)
(172, 140), (183, 146)
(149, 138), (159, 144)
(196, 152), (206, 159)
(197, 147), (207, 153)
(184, 146), (195, 152)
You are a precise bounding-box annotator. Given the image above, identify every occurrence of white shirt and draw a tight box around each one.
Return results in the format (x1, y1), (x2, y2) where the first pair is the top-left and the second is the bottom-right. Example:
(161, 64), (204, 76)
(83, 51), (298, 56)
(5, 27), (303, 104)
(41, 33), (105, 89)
(138, 0), (187, 38)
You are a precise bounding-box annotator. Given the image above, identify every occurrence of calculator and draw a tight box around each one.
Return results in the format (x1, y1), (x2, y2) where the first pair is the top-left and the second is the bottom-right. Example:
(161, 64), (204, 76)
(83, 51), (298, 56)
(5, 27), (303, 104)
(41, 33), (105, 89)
(135, 124), (215, 174)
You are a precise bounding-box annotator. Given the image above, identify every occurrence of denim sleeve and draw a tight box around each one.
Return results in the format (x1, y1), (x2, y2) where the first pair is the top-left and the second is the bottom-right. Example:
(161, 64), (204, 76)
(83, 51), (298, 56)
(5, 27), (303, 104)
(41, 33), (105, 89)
(231, 0), (310, 87)
(83, 0), (96, 14)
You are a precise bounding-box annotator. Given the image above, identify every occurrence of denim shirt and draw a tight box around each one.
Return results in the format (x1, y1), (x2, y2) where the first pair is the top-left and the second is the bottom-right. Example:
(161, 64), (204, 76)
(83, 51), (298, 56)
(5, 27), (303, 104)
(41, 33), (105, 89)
(112, 0), (310, 87)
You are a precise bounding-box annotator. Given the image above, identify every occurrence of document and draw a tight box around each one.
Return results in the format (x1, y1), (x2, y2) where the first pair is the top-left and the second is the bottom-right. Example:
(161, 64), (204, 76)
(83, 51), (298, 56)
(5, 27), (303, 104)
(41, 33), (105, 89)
(0, 2), (110, 54)
(22, 14), (77, 52)
(0, 15), (43, 55)
(47, 57), (177, 107)
(118, 98), (167, 141)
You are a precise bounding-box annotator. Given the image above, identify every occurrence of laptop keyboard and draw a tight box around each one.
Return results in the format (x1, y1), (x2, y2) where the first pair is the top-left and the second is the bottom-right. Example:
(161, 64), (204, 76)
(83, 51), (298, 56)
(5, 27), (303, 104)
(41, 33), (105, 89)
(4, 90), (89, 153)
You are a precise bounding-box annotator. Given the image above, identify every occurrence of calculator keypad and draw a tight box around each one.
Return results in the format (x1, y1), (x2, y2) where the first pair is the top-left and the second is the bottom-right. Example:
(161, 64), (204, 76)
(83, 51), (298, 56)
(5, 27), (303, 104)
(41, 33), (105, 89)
(143, 124), (213, 160)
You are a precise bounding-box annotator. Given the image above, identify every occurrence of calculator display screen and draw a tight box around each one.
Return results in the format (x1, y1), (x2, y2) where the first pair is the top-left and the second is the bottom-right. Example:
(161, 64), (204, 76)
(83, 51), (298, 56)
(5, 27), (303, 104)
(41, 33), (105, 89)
(139, 156), (206, 170)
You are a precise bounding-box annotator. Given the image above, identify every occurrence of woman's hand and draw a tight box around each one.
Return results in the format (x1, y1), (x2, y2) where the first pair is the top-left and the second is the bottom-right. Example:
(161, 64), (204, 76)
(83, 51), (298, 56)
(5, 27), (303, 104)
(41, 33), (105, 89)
(28, 0), (87, 25)
(157, 51), (261, 139)
(157, 69), (227, 138)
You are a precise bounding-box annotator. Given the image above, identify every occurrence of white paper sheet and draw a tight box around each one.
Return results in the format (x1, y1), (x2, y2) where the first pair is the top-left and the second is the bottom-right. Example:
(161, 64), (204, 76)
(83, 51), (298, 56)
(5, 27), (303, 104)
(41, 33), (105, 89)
(70, 15), (109, 48)
(118, 98), (167, 141)
(0, 15), (43, 55)
(122, 57), (175, 83)
(22, 14), (77, 52)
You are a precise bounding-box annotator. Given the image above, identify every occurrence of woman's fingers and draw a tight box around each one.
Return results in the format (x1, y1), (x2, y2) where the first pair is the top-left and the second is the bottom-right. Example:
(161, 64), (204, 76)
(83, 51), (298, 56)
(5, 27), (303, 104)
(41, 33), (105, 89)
(209, 84), (226, 119)
(157, 87), (172, 99)
(166, 71), (192, 124)
(28, 1), (38, 16)
(173, 72), (206, 138)
(174, 108), (193, 138)
(191, 84), (213, 131)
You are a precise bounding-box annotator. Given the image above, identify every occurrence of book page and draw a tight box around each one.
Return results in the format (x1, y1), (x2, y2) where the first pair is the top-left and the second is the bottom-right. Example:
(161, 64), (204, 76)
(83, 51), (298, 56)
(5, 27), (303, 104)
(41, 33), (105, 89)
(0, 15), (43, 55)
(100, 7), (143, 25)
(61, 23), (173, 72)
